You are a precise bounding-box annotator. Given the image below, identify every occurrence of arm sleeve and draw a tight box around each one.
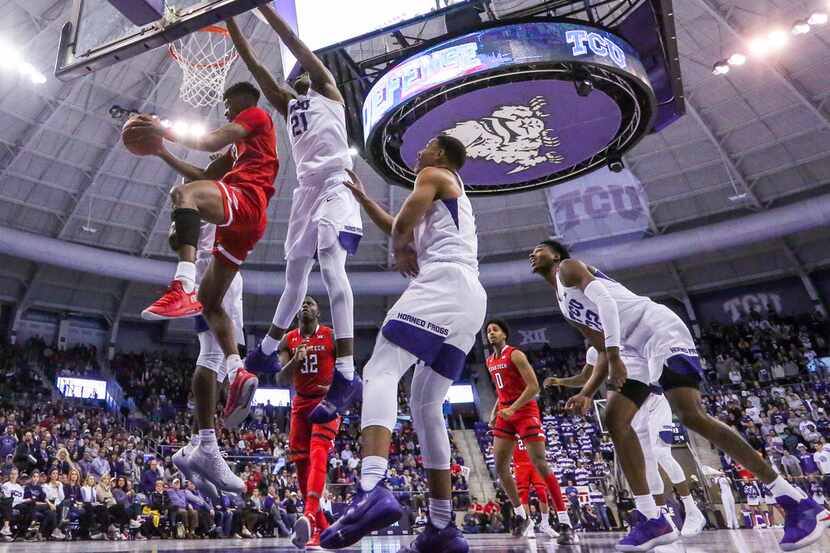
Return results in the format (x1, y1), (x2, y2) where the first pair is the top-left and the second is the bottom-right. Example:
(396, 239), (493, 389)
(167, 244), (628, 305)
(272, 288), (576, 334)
(584, 280), (621, 349)
(234, 107), (269, 134)
(586, 347), (599, 366)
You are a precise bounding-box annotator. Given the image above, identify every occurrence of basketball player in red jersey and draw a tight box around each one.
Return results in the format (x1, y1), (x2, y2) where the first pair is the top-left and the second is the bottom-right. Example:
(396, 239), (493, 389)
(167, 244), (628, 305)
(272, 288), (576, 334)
(276, 296), (339, 549)
(513, 439), (558, 538)
(485, 319), (577, 545)
(129, 83), (277, 492)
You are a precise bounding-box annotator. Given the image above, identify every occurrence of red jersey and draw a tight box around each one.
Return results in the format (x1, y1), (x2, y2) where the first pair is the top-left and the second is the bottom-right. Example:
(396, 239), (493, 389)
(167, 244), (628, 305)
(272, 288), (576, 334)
(513, 439), (532, 467)
(285, 324), (336, 398)
(486, 345), (527, 404)
(223, 106), (279, 200)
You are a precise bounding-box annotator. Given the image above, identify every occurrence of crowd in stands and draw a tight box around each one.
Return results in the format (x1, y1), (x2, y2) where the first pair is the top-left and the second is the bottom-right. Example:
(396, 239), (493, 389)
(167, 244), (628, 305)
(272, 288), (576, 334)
(0, 336), (469, 542)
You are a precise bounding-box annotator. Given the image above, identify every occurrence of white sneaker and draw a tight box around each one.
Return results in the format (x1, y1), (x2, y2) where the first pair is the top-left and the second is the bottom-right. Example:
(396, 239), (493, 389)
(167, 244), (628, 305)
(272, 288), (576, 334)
(241, 527), (253, 539)
(190, 472), (220, 503)
(129, 519), (142, 530)
(172, 443), (196, 480)
(540, 524), (559, 538)
(681, 508), (706, 537)
(189, 444), (245, 494)
(50, 529), (66, 540)
(0, 525), (11, 537)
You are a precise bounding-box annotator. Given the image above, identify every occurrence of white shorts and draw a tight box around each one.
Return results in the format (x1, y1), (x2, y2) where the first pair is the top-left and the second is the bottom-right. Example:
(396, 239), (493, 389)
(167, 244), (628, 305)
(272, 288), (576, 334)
(284, 173), (363, 260)
(621, 304), (701, 385)
(379, 262), (486, 381)
(631, 390), (674, 452)
(196, 272), (244, 380)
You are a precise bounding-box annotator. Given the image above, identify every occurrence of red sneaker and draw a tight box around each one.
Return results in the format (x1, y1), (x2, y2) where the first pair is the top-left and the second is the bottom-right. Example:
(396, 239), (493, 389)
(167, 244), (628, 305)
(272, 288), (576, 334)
(223, 367), (258, 429)
(306, 526), (322, 550)
(141, 280), (202, 320)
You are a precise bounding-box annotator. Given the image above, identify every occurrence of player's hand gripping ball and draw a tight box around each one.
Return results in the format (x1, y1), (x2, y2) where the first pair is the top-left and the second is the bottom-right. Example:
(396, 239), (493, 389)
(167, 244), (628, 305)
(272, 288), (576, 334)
(122, 114), (164, 156)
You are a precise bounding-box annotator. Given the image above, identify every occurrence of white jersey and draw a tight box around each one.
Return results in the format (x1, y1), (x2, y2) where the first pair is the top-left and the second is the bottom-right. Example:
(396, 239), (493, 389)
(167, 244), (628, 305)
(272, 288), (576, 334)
(413, 172), (478, 271)
(556, 265), (698, 373)
(287, 89), (352, 180)
(1, 481), (24, 507)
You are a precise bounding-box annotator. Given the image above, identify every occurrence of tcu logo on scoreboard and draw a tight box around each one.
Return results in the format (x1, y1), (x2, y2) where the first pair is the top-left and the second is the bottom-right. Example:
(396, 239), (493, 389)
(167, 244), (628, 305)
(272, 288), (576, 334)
(565, 29), (628, 69)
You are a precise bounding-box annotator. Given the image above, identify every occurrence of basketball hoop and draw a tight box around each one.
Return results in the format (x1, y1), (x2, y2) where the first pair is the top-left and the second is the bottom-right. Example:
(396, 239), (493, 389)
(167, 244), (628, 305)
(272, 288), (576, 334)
(169, 26), (238, 108)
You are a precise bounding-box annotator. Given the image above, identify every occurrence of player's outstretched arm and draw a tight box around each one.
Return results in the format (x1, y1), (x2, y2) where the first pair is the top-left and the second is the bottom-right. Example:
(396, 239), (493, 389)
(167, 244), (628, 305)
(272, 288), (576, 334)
(545, 362), (593, 389)
(344, 168), (394, 235)
(256, 5), (343, 103)
(226, 17), (294, 117)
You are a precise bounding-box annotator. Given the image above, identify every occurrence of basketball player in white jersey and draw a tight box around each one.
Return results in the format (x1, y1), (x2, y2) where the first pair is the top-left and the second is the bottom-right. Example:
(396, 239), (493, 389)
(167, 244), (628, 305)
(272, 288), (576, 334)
(170, 221), (246, 497)
(320, 135), (486, 553)
(546, 347), (706, 537)
(227, 7), (362, 424)
(530, 239), (829, 552)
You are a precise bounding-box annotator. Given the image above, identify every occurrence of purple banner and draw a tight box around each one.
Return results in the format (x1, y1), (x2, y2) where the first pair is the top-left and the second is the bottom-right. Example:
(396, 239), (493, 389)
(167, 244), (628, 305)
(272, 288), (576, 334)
(692, 278), (813, 324)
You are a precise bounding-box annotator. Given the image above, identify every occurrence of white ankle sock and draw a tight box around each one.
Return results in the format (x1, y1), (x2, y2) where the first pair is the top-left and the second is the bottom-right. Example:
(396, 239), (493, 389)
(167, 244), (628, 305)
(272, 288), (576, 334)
(769, 476), (807, 501)
(198, 429), (216, 450)
(175, 262), (196, 293)
(261, 335), (279, 355)
(429, 498), (452, 529)
(226, 354), (243, 384)
(634, 495), (658, 519)
(513, 505), (527, 519)
(335, 355), (355, 380)
(360, 456), (388, 491)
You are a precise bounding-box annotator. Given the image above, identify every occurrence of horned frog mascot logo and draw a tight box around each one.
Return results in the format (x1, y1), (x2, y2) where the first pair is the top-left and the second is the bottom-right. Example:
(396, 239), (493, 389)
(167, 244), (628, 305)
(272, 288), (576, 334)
(443, 96), (564, 175)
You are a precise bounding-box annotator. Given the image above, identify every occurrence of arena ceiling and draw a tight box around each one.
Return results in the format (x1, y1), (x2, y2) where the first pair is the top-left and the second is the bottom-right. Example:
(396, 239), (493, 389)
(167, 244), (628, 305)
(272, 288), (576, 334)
(0, 0), (829, 329)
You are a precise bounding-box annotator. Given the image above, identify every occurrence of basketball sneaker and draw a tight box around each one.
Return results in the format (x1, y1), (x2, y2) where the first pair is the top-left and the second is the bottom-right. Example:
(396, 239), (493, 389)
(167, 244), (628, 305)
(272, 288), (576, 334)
(680, 505), (707, 537)
(245, 341), (281, 374)
(172, 443), (196, 480)
(291, 514), (314, 549)
(777, 496), (830, 551)
(306, 526), (322, 551)
(309, 371), (363, 424)
(397, 521), (468, 553)
(512, 514), (532, 537)
(223, 367), (258, 429)
(188, 444), (245, 495)
(189, 473), (220, 503)
(557, 524), (578, 545)
(616, 511), (678, 552)
(141, 280), (202, 320)
(540, 521), (559, 539)
(319, 482), (402, 549)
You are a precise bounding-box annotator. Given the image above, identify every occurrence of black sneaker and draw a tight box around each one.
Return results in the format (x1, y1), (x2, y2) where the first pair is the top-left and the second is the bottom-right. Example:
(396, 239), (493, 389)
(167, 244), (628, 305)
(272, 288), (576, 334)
(557, 525), (579, 545)
(512, 515), (532, 537)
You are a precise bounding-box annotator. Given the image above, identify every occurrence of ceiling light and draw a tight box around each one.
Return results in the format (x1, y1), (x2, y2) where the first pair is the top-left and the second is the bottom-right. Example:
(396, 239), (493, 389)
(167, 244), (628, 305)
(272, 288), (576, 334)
(728, 53), (747, 66)
(348, 146), (359, 156)
(712, 60), (731, 75)
(748, 37), (770, 57)
(766, 29), (789, 50)
(792, 20), (811, 35)
(189, 124), (206, 137)
(807, 12), (828, 26)
(0, 43), (21, 69)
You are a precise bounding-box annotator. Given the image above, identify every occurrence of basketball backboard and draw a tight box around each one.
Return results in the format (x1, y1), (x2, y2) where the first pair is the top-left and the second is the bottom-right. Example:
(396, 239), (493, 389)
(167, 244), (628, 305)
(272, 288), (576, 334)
(55, 0), (275, 80)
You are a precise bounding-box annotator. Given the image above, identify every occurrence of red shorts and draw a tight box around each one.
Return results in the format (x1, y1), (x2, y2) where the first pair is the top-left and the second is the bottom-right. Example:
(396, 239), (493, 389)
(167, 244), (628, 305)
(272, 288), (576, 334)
(288, 396), (340, 462)
(516, 463), (548, 505)
(212, 181), (267, 267)
(492, 401), (544, 442)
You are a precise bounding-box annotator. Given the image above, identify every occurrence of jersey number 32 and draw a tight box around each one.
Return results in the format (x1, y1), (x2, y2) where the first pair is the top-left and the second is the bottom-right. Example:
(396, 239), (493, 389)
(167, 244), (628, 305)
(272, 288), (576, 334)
(300, 353), (318, 375)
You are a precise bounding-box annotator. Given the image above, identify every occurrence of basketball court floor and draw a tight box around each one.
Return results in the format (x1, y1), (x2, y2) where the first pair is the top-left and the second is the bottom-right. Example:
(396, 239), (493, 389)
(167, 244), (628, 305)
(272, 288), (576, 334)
(1, 530), (828, 553)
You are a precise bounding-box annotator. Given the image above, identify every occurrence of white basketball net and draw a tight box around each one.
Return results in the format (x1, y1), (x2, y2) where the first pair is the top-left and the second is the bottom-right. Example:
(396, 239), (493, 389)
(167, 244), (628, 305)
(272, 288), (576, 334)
(169, 27), (238, 108)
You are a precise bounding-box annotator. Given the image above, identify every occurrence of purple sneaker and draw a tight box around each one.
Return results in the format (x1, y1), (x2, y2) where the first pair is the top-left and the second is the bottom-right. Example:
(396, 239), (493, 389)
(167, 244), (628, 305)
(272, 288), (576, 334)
(309, 371), (362, 424)
(616, 512), (679, 552)
(244, 341), (280, 374)
(398, 521), (468, 553)
(778, 496), (830, 551)
(320, 482), (402, 549)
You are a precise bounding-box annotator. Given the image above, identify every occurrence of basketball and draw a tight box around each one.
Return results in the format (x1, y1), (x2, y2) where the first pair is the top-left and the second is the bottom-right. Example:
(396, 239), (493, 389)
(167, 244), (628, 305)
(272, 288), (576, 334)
(121, 115), (163, 156)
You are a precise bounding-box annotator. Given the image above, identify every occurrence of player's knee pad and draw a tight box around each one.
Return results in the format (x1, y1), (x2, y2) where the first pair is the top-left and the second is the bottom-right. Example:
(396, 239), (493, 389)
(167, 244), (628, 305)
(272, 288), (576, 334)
(317, 233), (354, 340)
(197, 332), (226, 383)
(360, 362), (404, 432)
(410, 365), (452, 470)
(655, 447), (686, 484)
(273, 257), (315, 329)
